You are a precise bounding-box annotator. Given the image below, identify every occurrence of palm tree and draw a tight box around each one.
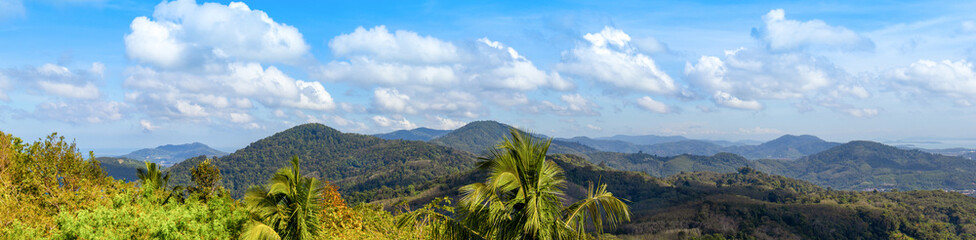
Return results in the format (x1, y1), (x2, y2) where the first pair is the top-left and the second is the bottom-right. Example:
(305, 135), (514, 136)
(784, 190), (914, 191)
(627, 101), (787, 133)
(137, 161), (169, 193)
(243, 156), (325, 240)
(453, 129), (630, 240)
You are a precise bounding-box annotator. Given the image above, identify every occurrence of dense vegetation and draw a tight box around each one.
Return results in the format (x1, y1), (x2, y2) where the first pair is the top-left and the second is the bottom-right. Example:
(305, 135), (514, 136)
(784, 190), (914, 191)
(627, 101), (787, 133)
(167, 123), (479, 201)
(6, 124), (976, 239)
(97, 156), (144, 182)
(561, 134), (838, 160)
(429, 120), (598, 156)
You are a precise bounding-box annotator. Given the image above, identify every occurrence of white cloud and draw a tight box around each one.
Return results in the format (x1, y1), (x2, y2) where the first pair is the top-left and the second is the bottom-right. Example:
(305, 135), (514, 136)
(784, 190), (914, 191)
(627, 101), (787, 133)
(525, 94), (599, 116)
(372, 115), (417, 130)
(373, 88), (415, 114)
(961, 21), (976, 34)
(685, 48), (869, 112)
(140, 119), (160, 131)
(3, 63), (104, 100)
(432, 116), (466, 130)
(753, 9), (873, 51)
(842, 108), (879, 118)
(886, 59), (976, 100)
(558, 26), (676, 94)
(125, 0), (309, 68)
(330, 25), (459, 64)
(585, 124), (601, 130)
(124, 63), (335, 122)
(0, 0), (25, 21)
(636, 96), (670, 113)
(713, 91), (762, 110)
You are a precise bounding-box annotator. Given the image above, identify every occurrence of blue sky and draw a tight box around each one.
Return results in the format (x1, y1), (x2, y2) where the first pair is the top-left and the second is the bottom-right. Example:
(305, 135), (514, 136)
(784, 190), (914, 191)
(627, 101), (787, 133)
(2, 0), (976, 154)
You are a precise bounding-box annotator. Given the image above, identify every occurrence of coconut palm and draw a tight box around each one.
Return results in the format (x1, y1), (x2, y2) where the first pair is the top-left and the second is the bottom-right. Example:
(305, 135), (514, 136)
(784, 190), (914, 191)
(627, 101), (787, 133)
(137, 161), (169, 192)
(243, 156), (325, 240)
(451, 129), (630, 240)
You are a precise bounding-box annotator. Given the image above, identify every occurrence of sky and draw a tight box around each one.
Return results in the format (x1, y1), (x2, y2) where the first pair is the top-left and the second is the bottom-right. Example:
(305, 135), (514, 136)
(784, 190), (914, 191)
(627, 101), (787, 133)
(2, 0), (976, 154)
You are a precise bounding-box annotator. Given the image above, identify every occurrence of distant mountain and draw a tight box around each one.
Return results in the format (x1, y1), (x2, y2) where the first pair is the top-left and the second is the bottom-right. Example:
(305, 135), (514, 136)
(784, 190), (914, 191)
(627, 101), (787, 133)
(554, 136), (641, 153)
(97, 157), (144, 182)
(120, 142), (227, 166)
(777, 141), (976, 190)
(596, 134), (689, 145)
(167, 123), (479, 200)
(637, 140), (725, 156)
(586, 151), (750, 177)
(373, 127), (451, 141)
(726, 134), (841, 159)
(430, 120), (598, 156)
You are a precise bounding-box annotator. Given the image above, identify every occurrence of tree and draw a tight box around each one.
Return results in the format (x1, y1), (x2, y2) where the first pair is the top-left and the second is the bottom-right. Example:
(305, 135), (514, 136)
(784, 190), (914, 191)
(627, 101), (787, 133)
(137, 161), (169, 193)
(190, 156), (223, 199)
(403, 129), (631, 240)
(243, 156), (325, 240)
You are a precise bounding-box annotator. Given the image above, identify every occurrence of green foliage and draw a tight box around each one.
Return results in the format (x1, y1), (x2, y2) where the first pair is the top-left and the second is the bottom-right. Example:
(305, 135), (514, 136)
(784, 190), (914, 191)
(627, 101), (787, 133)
(55, 192), (249, 239)
(189, 156), (223, 199)
(430, 120), (597, 156)
(244, 156), (326, 240)
(97, 156), (144, 182)
(167, 123), (479, 201)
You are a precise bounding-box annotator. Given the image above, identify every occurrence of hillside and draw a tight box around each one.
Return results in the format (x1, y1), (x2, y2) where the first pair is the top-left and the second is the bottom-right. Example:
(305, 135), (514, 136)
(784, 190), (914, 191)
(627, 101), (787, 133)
(781, 141), (976, 190)
(585, 151), (750, 177)
(429, 120), (597, 156)
(373, 127), (451, 141)
(97, 157), (143, 182)
(554, 136), (641, 153)
(726, 134), (840, 159)
(596, 134), (689, 145)
(167, 123), (479, 200)
(567, 134), (839, 160)
(119, 142), (227, 166)
(365, 154), (976, 239)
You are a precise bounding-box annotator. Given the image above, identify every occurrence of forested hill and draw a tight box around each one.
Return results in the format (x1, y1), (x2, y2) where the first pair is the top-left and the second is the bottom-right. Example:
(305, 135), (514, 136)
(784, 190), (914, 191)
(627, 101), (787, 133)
(119, 142), (227, 166)
(429, 120), (597, 156)
(373, 127), (451, 141)
(167, 123), (479, 199)
(562, 134), (839, 160)
(774, 140), (976, 190)
(367, 154), (976, 239)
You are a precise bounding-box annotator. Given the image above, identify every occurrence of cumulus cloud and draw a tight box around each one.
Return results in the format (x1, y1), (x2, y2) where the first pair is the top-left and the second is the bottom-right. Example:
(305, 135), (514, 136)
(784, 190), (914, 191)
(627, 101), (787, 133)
(636, 96), (671, 113)
(330, 25), (459, 64)
(713, 91), (762, 110)
(140, 119), (160, 131)
(2, 63), (105, 100)
(558, 26), (676, 94)
(525, 94), (600, 116)
(431, 116), (466, 130)
(125, 0), (309, 68)
(124, 63), (335, 124)
(685, 48), (869, 111)
(752, 9), (873, 51)
(317, 26), (574, 119)
(372, 115), (417, 130)
(886, 59), (976, 100)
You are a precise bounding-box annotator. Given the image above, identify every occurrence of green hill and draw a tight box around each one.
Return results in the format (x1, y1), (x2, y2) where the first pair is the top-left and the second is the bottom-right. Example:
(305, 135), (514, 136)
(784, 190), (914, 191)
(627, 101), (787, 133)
(166, 123), (479, 200)
(781, 140), (976, 190)
(365, 154), (976, 239)
(429, 120), (597, 156)
(97, 157), (144, 182)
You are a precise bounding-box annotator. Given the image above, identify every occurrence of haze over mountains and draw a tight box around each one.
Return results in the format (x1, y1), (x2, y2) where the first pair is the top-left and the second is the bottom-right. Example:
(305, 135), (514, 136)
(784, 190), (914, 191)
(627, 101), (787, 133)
(118, 142), (228, 166)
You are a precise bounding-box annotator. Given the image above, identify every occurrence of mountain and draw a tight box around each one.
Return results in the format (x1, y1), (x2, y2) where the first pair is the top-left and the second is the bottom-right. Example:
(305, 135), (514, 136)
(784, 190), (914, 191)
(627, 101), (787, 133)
(554, 136), (641, 153)
(596, 134), (689, 145)
(430, 120), (598, 156)
(120, 142), (227, 166)
(97, 157), (144, 182)
(637, 140), (725, 156)
(373, 127), (451, 141)
(166, 123), (479, 200)
(726, 134), (841, 159)
(586, 151), (750, 177)
(778, 141), (976, 190)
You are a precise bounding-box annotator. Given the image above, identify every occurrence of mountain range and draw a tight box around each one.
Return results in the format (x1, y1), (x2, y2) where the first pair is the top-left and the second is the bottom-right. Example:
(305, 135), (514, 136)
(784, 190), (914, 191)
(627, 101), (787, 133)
(118, 142), (227, 166)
